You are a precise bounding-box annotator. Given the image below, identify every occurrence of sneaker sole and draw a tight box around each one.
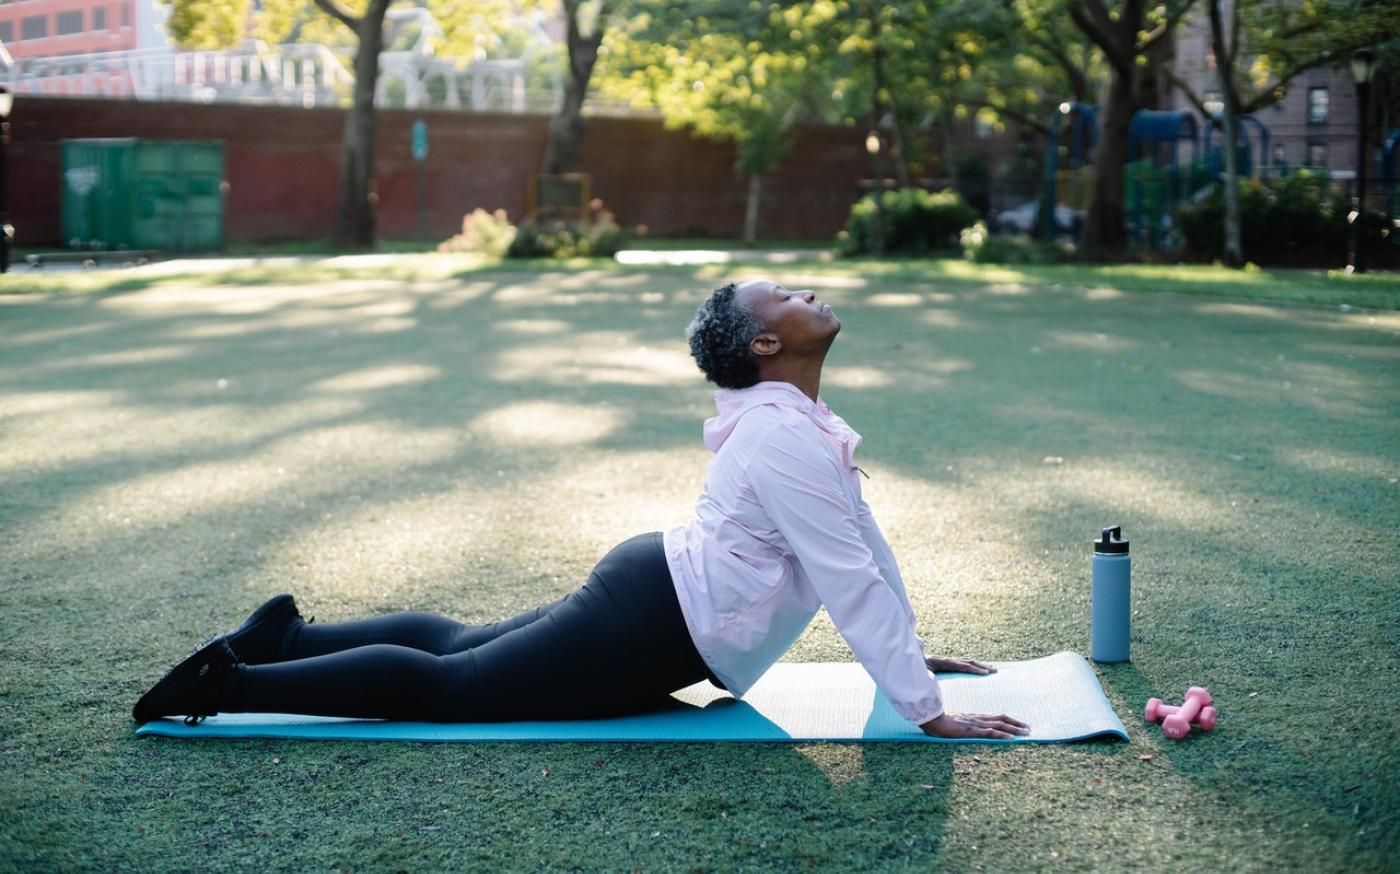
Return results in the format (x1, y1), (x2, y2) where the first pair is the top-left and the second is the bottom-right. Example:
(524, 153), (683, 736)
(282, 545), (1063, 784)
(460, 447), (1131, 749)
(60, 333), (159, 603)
(131, 637), (229, 725)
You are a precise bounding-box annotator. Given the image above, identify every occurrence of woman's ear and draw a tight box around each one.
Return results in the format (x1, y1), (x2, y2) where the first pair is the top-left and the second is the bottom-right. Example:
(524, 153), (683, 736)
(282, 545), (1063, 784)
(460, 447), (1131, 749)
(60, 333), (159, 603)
(750, 332), (782, 359)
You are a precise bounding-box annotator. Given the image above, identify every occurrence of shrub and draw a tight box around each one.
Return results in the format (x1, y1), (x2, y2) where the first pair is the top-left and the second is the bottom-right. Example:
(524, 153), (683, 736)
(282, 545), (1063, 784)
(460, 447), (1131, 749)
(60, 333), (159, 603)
(837, 187), (980, 256)
(960, 222), (1071, 264)
(1174, 172), (1390, 267)
(507, 201), (628, 259)
(438, 208), (517, 258)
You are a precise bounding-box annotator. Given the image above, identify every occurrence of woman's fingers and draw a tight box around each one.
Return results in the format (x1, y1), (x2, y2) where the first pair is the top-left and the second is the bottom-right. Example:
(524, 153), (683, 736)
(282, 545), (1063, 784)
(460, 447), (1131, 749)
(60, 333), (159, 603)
(928, 657), (997, 675)
(963, 712), (1031, 735)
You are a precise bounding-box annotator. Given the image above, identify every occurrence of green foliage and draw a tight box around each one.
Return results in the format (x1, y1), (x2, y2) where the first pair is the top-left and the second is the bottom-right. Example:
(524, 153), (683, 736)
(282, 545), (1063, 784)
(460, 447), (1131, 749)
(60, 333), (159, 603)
(507, 204), (627, 258)
(960, 221), (1069, 264)
(165, 0), (252, 49)
(169, 0), (532, 63)
(837, 187), (979, 256)
(596, 2), (830, 177)
(438, 208), (517, 258)
(1174, 173), (1391, 267)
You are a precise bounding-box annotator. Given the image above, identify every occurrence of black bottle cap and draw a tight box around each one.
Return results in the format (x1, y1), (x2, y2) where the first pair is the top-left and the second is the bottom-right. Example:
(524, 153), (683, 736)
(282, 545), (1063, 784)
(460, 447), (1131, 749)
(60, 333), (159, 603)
(1094, 526), (1129, 554)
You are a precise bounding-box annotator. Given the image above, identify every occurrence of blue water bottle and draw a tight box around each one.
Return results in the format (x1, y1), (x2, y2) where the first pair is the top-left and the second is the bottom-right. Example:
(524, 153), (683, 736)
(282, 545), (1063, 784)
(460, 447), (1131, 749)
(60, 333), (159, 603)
(1091, 526), (1131, 663)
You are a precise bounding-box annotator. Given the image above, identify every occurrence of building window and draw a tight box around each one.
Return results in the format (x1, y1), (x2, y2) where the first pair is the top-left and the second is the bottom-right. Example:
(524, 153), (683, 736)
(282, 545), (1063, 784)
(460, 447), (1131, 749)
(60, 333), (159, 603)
(20, 14), (47, 40)
(1272, 143), (1286, 165)
(1203, 90), (1224, 116)
(93, 6), (106, 30)
(120, 4), (129, 26)
(56, 10), (83, 34)
(1307, 87), (1329, 125)
(0, 21), (11, 42)
(1307, 143), (1328, 167)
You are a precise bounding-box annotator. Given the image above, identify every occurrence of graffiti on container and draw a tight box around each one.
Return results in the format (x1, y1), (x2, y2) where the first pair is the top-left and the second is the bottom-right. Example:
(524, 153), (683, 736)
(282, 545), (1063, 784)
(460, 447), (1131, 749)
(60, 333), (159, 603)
(65, 166), (100, 197)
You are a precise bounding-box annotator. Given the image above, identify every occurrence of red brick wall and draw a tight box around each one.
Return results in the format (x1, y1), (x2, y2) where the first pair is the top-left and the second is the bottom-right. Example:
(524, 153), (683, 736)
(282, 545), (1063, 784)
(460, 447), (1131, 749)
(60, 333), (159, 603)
(10, 96), (873, 247)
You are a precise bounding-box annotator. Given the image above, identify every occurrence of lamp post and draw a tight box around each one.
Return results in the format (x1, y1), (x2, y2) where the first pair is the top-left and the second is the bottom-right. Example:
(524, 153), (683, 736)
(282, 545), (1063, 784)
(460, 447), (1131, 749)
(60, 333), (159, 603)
(0, 86), (12, 274)
(1349, 48), (1376, 274)
(866, 129), (886, 255)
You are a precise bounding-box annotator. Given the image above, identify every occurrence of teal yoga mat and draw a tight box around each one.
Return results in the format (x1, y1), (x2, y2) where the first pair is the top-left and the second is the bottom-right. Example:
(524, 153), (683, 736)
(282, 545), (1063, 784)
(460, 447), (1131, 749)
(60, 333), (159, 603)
(135, 651), (1127, 744)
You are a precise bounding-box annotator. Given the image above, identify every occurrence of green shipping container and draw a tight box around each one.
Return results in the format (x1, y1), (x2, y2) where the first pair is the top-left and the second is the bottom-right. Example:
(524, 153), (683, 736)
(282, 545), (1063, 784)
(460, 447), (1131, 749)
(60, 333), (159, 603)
(61, 139), (225, 252)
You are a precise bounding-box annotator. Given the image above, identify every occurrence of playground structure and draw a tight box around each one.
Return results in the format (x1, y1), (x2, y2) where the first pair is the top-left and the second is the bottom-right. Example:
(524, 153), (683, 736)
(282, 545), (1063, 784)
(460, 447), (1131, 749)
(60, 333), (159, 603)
(1382, 129), (1400, 219)
(1037, 101), (1098, 242)
(1031, 101), (1351, 250)
(1125, 109), (1212, 248)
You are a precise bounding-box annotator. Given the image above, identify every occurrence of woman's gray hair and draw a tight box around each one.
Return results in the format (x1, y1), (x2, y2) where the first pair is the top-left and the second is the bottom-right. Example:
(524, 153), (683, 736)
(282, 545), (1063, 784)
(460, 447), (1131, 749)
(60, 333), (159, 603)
(685, 282), (765, 389)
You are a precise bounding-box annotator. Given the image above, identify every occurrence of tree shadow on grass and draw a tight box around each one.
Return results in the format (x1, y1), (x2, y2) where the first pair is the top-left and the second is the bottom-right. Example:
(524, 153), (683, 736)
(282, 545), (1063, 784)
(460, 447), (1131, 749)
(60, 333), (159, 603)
(1, 267), (1397, 869)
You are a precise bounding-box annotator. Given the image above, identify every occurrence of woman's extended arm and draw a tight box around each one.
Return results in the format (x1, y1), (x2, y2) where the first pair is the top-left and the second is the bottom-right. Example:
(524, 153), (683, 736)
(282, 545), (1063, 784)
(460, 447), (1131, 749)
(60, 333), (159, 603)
(748, 419), (945, 727)
(750, 419), (1029, 738)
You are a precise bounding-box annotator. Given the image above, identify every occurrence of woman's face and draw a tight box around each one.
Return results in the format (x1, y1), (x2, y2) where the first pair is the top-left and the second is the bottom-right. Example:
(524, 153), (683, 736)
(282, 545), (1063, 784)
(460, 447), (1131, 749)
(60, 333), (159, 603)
(736, 279), (840, 356)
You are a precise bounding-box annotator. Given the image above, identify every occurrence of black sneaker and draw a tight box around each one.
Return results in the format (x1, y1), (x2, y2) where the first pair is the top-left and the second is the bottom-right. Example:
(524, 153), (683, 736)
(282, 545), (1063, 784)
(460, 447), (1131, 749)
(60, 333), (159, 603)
(132, 638), (238, 725)
(224, 594), (307, 665)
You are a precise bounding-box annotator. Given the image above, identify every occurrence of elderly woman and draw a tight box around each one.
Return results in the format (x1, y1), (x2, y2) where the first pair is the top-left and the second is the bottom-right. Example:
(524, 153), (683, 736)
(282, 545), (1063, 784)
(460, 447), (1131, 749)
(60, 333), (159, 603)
(134, 279), (1028, 740)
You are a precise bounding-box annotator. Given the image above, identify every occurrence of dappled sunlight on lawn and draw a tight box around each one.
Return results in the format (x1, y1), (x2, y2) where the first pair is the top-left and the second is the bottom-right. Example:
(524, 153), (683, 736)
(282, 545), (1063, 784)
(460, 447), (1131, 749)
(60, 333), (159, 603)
(793, 744), (867, 789)
(494, 318), (573, 335)
(918, 308), (966, 330)
(1, 262), (1397, 871)
(471, 400), (627, 447)
(10, 343), (196, 375)
(824, 366), (896, 389)
(983, 283), (1030, 296)
(1044, 330), (1139, 354)
(1081, 286), (1125, 301)
(259, 445), (704, 615)
(1274, 445), (1400, 481)
(31, 416), (466, 550)
(491, 330), (698, 387)
(309, 363), (444, 393)
(1173, 368), (1380, 419)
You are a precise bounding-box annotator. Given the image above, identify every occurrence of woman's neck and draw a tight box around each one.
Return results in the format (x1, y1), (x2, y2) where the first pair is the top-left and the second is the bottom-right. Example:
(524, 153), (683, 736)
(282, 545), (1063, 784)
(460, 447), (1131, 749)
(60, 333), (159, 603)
(757, 358), (824, 402)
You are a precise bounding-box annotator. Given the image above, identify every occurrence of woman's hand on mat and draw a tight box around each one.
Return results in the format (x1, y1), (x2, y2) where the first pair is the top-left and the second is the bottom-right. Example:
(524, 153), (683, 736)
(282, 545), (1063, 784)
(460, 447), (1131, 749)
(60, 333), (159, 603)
(925, 656), (996, 675)
(920, 712), (1031, 740)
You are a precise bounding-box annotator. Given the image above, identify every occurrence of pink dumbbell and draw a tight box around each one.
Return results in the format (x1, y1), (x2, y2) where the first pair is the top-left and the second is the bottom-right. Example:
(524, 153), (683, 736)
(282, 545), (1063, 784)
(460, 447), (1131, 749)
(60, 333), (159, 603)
(1144, 687), (1217, 739)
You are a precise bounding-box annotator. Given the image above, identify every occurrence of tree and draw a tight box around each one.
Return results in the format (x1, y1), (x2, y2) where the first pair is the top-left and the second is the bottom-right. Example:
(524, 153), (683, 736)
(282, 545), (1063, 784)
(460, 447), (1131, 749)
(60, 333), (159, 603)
(1060, 0), (1199, 250)
(598, 1), (833, 242)
(1163, 0), (1400, 266)
(309, 0), (393, 248)
(169, 0), (524, 249)
(541, 0), (609, 174)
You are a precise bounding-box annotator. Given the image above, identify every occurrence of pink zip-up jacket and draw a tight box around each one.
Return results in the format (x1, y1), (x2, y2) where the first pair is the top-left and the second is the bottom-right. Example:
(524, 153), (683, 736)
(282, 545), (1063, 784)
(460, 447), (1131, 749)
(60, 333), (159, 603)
(663, 381), (944, 727)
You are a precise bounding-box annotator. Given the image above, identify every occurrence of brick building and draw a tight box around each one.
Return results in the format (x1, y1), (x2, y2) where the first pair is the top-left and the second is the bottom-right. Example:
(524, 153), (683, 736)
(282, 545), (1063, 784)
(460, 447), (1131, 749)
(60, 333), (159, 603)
(1166, 10), (1368, 176)
(0, 0), (169, 97)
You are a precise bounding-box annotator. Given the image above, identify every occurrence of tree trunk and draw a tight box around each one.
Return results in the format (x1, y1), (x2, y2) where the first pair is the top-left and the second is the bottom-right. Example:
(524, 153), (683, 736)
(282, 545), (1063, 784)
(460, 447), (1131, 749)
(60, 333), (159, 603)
(542, 0), (604, 175)
(865, 0), (910, 188)
(1084, 72), (1135, 250)
(743, 174), (762, 245)
(332, 2), (389, 249)
(1208, 0), (1243, 267)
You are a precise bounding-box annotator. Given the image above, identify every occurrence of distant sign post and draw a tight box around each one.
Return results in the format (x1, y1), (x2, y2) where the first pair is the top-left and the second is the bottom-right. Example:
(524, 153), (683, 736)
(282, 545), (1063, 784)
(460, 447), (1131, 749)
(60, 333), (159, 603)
(411, 120), (428, 239)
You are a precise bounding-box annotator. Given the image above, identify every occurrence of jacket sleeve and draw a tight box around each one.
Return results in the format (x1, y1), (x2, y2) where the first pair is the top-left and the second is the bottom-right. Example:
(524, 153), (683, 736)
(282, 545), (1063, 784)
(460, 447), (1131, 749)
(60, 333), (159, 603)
(747, 418), (943, 726)
(855, 499), (922, 640)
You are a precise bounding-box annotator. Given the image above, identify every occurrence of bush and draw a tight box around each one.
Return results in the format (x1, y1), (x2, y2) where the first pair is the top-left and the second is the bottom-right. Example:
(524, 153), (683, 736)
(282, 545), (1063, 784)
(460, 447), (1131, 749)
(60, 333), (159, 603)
(438, 208), (517, 258)
(837, 187), (980, 256)
(960, 222), (1072, 264)
(1174, 172), (1390, 267)
(508, 201), (628, 259)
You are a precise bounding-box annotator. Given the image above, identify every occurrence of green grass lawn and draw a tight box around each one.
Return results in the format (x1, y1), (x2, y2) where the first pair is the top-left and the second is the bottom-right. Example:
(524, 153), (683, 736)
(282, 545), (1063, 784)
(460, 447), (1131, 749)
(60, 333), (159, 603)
(1, 260), (1396, 871)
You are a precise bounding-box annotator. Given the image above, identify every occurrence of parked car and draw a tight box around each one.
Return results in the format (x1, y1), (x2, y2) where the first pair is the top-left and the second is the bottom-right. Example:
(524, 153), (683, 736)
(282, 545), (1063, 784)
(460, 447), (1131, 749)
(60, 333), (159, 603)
(992, 200), (1083, 236)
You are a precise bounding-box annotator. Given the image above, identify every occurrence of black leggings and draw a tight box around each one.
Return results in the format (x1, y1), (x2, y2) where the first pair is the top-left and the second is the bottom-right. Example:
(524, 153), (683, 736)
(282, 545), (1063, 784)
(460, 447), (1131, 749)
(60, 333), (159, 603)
(225, 533), (717, 722)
